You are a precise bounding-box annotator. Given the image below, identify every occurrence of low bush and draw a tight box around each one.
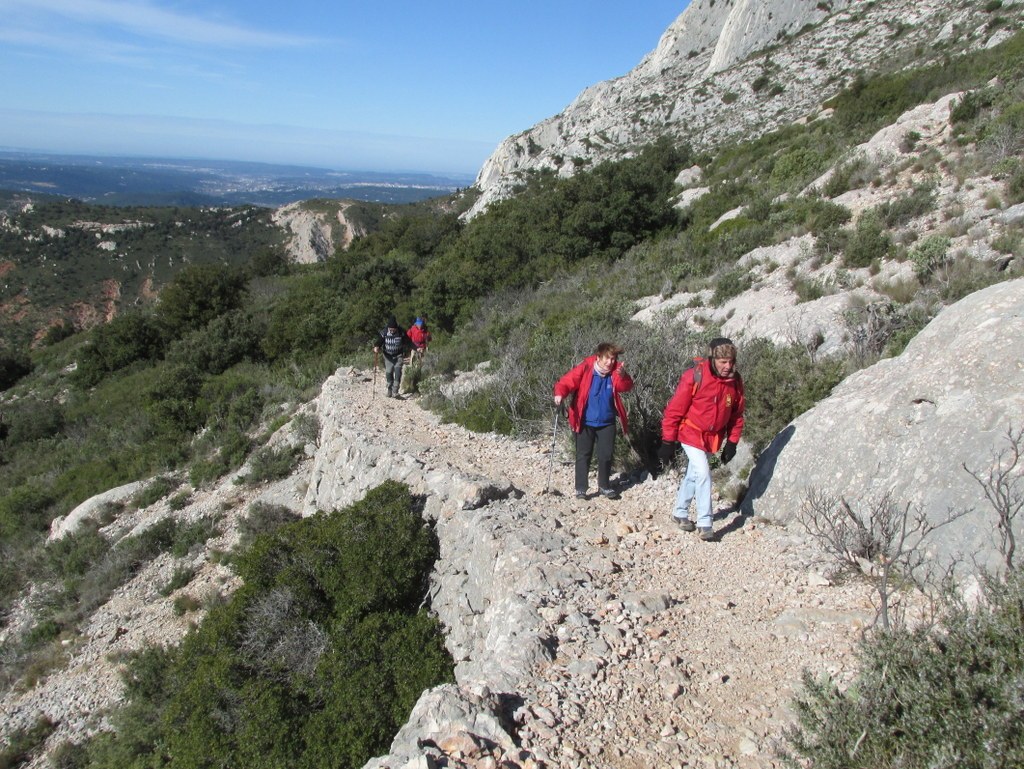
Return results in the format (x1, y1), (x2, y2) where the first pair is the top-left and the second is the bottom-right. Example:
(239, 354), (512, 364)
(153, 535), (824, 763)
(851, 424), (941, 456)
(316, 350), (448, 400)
(131, 476), (180, 509)
(158, 566), (196, 597)
(4, 399), (65, 446)
(711, 267), (753, 306)
(843, 211), (892, 268)
(877, 183), (937, 228)
(83, 482), (453, 769)
(0, 715), (57, 768)
(785, 568), (1024, 768)
(0, 351), (32, 392)
(239, 445), (302, 486)
(236, 502), (301, 552)
(739, 339), (847, 456)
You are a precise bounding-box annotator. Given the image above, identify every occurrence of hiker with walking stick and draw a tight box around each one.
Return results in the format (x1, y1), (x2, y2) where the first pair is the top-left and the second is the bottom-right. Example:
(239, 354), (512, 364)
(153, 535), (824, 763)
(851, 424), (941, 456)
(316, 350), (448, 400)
(553, 343), (633, 500)
(373, 315), (413, 399)
(658, 337), (745, 541)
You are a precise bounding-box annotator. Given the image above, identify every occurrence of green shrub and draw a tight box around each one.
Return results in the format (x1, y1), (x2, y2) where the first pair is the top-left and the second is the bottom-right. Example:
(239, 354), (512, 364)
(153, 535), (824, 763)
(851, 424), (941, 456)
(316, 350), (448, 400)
(170, 516), (220, 557)
(202, 369), (265, 432)
(132, 475), (180, 509)
(155, 263), (247, 338)
(189, 427), (252, 487)
(711, 267), (753, 305)
(165, 309), (266, 375)
(1006, 162), (1024, 204)
(0, 715), (57, 769)
(785, 568), (1024, 768)
(843, 212), (892, 268)
(740, 339), (847, 455)
(769, 147), (828, 191)
(172, 594), (202, 615)
(0, 351), (32, 391)
(236, 501), (301, 552)
(239, 445), (302, 486)
(158, 565), (196, 596)
(0, 484), (56, 542)
(168, 491), (192, 511)
(4, 399), (65, 446)
(909, 234), (951, 280)
(45, 524), (110, 582)
(877, 183), (937, 228)
(439, 387), (514, 435)
(145, 364), (208, 435)
(83, 482), (452, 769)
(73, 313), (164, 388)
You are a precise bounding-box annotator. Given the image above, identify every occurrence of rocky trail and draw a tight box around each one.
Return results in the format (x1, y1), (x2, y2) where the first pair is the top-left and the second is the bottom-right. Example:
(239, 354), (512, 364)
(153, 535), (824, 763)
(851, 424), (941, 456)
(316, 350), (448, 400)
(336, 370), (876, 769)
(2, 366), (878, 769)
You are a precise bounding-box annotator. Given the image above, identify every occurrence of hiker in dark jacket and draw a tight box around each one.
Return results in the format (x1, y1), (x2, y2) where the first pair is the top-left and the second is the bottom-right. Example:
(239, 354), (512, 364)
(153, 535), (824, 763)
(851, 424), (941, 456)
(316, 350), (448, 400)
(553, 342), (633, 500)
(374, 316), (413, 398)
(658, 337), (745, 541)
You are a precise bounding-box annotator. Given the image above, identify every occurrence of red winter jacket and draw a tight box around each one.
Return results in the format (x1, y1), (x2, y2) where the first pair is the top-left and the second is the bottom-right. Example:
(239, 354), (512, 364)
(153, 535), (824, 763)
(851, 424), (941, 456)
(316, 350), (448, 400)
(407, 324), (431, 350)
(554, 356), (634, 434)
(661, 358), (744, 453)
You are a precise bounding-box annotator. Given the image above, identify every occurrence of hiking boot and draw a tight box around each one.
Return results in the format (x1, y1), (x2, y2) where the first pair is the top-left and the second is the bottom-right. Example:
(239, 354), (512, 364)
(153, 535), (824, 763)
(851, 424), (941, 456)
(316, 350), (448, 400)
(698, 527), (716, 542)
(575, 490), (588, 500)
(673, 516), (696, 532)
(599, 488), (620, 500)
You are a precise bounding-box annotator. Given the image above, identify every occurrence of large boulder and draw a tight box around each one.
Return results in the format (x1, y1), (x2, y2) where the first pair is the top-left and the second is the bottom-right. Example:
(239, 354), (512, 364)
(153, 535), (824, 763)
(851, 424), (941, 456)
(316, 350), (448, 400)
(743, 278), (1024, 571)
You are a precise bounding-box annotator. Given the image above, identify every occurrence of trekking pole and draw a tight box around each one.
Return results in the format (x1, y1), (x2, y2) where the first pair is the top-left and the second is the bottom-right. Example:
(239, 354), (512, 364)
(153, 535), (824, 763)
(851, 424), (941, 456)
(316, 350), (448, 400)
(543, 403), (563, 495)
(371, 350), (379, 403)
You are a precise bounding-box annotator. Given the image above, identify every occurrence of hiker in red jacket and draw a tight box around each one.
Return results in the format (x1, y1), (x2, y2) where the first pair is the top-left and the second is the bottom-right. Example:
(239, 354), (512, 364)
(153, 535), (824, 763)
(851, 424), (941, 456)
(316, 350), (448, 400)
(407, 317), (431, 361)
(658, 337), (745, 541)
(553, 343), (633, 500)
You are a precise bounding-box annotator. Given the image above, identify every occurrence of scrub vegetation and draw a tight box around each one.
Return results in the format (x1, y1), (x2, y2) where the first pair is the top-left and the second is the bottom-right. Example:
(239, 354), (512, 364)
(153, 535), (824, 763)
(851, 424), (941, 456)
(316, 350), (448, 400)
(2, 30), (1024, 769)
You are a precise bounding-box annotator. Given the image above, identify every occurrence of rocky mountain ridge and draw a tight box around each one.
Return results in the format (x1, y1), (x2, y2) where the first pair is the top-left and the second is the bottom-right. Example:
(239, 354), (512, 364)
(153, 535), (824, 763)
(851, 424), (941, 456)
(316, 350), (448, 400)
(470, 0), (1019, 216)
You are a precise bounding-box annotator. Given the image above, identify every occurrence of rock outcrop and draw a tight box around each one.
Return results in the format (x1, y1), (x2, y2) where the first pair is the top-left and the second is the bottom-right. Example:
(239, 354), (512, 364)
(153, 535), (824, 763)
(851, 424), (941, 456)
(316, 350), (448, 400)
(470, 0), (1006, 216)
(743, 278), (1024, 571)
(272, 201), (359, 263)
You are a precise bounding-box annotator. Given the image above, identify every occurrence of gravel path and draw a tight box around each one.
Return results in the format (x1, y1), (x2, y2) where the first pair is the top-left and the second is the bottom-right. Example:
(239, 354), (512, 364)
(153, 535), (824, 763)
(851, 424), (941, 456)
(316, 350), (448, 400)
(352, 375), (876, 769)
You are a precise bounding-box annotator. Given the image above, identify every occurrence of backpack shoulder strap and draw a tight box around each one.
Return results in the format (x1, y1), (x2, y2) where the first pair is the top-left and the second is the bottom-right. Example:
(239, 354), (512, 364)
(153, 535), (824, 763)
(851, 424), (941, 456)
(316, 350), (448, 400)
(690, 358), (704, 396)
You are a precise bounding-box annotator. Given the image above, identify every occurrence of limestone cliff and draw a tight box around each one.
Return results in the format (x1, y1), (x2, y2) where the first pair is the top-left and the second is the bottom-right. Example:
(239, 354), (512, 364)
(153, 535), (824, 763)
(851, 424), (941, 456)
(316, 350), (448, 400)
(470, 0), (1004, 216)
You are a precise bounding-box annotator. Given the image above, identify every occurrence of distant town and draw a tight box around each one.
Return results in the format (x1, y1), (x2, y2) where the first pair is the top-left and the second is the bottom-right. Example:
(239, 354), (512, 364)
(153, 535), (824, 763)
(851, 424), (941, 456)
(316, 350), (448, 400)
(0, 150), (475, 207)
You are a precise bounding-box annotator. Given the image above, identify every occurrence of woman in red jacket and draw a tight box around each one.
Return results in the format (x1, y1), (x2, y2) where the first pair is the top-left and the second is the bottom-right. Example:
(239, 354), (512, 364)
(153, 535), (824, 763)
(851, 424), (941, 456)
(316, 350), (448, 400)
(659, 338), (745, 541)
(553, 343), (633, 500)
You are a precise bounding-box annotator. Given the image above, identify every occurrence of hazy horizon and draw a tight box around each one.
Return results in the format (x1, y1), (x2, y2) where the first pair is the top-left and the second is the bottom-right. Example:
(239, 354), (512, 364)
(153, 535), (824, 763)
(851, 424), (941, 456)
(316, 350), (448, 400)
(1, 1), (686, 175)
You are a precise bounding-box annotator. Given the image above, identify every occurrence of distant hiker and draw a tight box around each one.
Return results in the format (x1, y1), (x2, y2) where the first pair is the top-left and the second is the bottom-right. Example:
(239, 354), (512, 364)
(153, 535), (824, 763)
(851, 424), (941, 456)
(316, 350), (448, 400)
(553, 343), (634, 500)
(374, 316), (413, 398)
(407, 316), (432, 362)
(658, 337), (745, 541)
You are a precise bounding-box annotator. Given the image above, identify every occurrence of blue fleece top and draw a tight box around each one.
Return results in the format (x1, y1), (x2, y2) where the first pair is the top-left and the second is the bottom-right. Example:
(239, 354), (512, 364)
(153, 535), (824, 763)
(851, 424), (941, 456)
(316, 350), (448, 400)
(584, 368), (615, 427)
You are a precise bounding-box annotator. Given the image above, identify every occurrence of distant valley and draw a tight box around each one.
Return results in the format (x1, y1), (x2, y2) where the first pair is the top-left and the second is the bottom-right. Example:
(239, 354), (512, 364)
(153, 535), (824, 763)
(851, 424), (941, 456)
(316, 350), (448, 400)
(0, 150), (474, 207)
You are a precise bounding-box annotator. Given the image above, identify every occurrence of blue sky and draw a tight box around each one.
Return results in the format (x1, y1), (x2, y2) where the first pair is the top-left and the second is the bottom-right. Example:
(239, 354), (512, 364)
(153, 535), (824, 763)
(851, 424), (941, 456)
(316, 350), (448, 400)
(0, 1), (686, 176)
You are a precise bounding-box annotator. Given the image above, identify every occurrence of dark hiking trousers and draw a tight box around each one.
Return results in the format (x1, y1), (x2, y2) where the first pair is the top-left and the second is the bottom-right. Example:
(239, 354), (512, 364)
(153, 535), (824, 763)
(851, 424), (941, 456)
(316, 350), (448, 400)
(384, 355), (403, 395)
(575, 423), (615, 493)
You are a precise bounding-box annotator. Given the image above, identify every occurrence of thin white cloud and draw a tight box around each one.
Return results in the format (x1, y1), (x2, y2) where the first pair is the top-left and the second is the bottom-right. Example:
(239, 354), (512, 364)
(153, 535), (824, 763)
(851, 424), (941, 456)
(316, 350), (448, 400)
(1, 0), (319, 48)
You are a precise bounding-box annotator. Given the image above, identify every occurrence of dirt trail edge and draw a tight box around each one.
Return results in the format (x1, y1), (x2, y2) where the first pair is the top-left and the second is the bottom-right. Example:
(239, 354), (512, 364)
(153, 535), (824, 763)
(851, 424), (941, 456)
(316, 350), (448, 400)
(340, 370), (874, 769)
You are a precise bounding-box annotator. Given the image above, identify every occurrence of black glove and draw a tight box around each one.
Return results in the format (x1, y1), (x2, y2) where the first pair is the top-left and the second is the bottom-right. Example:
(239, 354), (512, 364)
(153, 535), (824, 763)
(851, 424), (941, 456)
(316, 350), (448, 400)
(720, 440), (738, 465)
(657, 441), (677, 464)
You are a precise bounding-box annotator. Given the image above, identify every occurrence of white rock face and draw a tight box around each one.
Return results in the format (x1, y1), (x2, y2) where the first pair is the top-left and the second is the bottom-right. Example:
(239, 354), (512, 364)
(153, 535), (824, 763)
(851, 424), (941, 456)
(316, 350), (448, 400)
(469, 0), (995, 218)
(743, 278), (1024, 571)
(271, 201), (360, 264)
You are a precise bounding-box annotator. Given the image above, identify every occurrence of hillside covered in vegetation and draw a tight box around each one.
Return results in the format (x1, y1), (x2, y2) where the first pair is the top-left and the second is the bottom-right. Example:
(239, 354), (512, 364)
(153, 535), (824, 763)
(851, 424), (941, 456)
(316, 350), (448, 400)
(1, 28), (1024, 769)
